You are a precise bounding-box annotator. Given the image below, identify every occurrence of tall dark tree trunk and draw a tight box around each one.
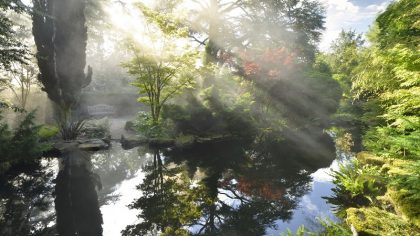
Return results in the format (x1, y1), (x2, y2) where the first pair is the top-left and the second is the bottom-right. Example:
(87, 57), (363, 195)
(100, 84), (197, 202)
(32, 0), (92, 115)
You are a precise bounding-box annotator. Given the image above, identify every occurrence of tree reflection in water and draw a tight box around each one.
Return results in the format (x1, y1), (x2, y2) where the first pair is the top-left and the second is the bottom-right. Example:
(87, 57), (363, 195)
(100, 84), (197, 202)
(0, 143), (148, 236)
(123, 132), (335, 236)
(0, 149), (104, 236)
(0, 160), (56, 236)
(55, 148), (103, 236)
(123, 150), (201, 236)
(0, 132), (335, 236)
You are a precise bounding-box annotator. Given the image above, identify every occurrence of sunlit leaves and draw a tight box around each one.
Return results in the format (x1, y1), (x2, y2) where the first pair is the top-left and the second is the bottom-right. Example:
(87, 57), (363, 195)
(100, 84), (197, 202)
(364, 127), (420, 159)
(349, 41), (419, 160)
(136, 2), (189, 38)
(375, 0), (420, 49)
(123, 42), (197, 123)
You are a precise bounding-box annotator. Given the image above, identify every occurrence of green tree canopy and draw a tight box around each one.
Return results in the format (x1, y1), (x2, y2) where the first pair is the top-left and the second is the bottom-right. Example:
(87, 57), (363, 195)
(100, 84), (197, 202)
(0, 0), (28, 71)
(123, 42), (196, 124)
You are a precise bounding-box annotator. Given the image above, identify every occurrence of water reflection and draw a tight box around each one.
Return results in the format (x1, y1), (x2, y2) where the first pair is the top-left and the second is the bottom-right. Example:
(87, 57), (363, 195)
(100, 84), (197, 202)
(0, 130), (337, 236)
(123, 131), (336, 235)
(55, 148), (103, 236)
(0, 160), (56, 236)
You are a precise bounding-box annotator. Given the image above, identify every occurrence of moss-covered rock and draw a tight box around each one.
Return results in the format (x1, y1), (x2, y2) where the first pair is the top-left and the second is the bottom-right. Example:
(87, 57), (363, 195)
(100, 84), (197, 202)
(383, 159), (420, 227)
(356, 152), (386, 166)
(346, 207), (417, 236)
(174, 135), (195, 147)
(387, 188), (420, 227)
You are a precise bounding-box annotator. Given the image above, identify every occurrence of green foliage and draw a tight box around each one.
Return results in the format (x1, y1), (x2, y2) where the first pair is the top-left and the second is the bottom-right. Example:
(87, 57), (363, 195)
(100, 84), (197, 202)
(375, 0), (420, 49)
(53, 106), (87, 140)
(316, 219), (352, 236)
(134, 111), (174, 138)
(335, 161), (385, 199)
(0, 111), (46, 173)
(242, 0), (326, 61)
(38, 125), (59, 141)
(124, 43), (196, 124)
(280, 225), (307, 236)
(163, 98), (254, 138)
(0, 0), (28, 71)
(305, 63), (342, 117)
(325, 30), (367, 128)
(327, 2), (420, 232)
(0, 60), (38, 109)
(124, 120), (135, 132)
(278, 219), (352, 236)
(160, 227), (190, 236)
(356, 152), (385, 166)
(162, 87), (258, 139)
(5, 111), (45, 159)
(386, 159), (420, 226)
(353, 43), (420, 160)
(58, 119), (85, 140)
(325, 160), (387, 218)
(137, 2), (188, 37)
(329, 127), (354, 154)
(122, 157), (201, 236)
(346, 207), (417, 236)
(329, 30), (364, 98)
(364, 127), (420, 159)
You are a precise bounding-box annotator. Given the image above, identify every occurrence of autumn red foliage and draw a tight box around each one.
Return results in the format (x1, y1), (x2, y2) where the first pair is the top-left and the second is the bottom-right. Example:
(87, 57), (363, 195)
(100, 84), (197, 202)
(239, 47), (296, 79)
(237, 177), (285, 201)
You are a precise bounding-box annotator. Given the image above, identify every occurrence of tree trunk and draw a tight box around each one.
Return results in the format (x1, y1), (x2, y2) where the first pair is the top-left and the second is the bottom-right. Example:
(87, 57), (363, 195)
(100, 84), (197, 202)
(32, 0), (92, 117)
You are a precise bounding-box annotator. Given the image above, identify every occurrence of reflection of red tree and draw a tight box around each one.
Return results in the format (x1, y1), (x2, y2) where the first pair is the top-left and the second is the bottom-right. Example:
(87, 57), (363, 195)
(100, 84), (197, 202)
(240, 47), (296, 79)
(237, 177), (285, 201)
(243, 61), (259, 75)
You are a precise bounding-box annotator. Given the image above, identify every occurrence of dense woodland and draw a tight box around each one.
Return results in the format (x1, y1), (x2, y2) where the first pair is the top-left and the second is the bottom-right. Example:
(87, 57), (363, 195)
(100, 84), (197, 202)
(0, 0), (419, 235)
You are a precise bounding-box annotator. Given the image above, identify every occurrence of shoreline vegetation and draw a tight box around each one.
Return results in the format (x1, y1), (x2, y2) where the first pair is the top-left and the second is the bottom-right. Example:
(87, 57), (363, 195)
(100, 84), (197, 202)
(317, 0), (420, 234)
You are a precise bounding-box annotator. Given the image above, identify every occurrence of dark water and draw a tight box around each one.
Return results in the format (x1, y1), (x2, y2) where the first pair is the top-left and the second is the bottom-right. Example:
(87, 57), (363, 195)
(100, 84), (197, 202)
(0, 131), (346, 236)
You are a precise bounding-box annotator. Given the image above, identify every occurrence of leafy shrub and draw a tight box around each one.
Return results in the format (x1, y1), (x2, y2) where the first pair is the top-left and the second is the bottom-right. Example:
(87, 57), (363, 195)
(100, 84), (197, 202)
(59, 120), (85, 140)
(279, 219), (352, 236)
(325, 160), (387, 217)
(134, 111), (174, 138)
(124, 120), (135, 132)
(317, 219), (353, 236)
(387, 160), (420, 227)
(364, 127), (420, 159)
(162, 92), (257, 139)
(280, 225), (307, 236)
(38, 125), (59, 141)
(329, 127), (354, 154)
(0, 111), (47, 173)
(7, 112), (46, 159)
(335, 161), (386, 198)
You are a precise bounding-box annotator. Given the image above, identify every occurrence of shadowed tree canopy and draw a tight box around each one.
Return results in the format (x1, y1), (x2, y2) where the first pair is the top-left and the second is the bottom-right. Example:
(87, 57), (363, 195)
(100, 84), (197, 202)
(140, 0), (325, 64)
(32, 0), (92, 111)
(0, 0), (28, 71)
(239, 0), (326, 61)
